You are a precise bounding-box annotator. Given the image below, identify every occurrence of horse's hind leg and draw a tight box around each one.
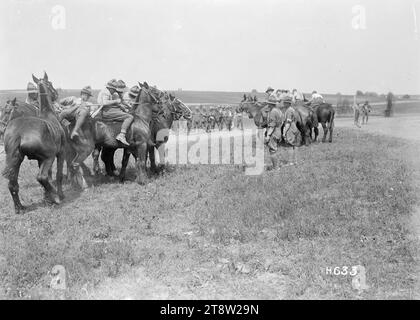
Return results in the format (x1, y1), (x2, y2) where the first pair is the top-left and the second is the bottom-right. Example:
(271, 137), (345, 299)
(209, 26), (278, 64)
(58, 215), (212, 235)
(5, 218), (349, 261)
(328, 121), (334, 143)
(37, 157), (60, 205)
(4, 152), (25, 214)
(56, 153), (65, 200)
(92, 147), (101, 176)
(321, 123), (328, 143)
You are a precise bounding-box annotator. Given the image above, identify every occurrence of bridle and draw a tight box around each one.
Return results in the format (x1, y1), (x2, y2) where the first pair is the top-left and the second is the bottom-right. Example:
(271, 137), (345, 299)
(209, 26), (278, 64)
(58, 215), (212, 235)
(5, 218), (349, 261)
(164, 98), (191, 121)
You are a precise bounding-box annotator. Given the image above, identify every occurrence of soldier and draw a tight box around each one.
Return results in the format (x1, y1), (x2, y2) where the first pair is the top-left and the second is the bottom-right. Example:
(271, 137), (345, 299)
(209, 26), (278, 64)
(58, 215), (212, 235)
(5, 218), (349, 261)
(265, 87), (281, 103)
(97, 79), (133, 145)
(122, 85), (140, 110)
(224, 105), (234, 131)
(309, 90), (324, 105)
(192, 106), (202, 131)
(216, 105), (224, 131)
(282, 98), (302, 166)
(292, 89), (304, 106)
(25, 82), (39, 108)
(209, 106), (216, 131)
(59, 86), (94, 140)
(265, 103), (284, 170)
(235, 104), (244, 130)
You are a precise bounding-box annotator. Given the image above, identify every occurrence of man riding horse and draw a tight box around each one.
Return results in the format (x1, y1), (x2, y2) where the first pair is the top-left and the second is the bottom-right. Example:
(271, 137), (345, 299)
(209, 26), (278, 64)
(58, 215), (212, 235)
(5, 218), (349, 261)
(97, 79), (134, 145)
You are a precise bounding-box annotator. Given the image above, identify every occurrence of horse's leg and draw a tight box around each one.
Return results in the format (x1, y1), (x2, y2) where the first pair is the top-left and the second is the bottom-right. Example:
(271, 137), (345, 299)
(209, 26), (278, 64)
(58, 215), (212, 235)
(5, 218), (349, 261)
(5, 151), (25, 214)
(37, 157), (60, 205)
(135, 142), (148, 185)
(148, 145), (158, 174)
(56, 153), (65, 200)
(92, 147), (101, 176)
(321, 123), (328, 143)
(119, 148), (131, 183)
(313, 125), (319, 142)
(328, 121), (334, 143)
(109, 149), (117, 173)
(101, 148), (117, 176)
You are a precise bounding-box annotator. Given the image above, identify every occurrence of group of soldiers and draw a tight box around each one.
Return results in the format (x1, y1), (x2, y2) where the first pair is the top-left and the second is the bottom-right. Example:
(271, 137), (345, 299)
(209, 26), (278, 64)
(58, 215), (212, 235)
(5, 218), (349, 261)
(8, 79), (149, 146)
(187, 104), (244, 133)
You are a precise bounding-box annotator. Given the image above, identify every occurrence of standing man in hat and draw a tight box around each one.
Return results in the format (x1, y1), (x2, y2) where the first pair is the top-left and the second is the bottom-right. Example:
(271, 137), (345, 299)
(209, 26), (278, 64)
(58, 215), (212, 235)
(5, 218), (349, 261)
(59, 86), (94, 140)
(25, 82), (39, 108)
(265, 87), (280, 103)
(265, 103), (285, 170)
(97, 79), (133, 145)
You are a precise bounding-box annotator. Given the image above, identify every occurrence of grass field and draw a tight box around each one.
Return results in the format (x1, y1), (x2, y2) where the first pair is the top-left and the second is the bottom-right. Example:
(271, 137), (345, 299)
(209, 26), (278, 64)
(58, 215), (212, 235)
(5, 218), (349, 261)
(1, 126), (419, 299)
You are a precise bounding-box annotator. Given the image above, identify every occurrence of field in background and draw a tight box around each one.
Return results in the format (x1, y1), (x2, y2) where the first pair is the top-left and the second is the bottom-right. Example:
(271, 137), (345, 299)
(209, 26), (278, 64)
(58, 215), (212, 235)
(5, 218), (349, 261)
(2, 89), (419, 116)
(0, 126), (419, 299)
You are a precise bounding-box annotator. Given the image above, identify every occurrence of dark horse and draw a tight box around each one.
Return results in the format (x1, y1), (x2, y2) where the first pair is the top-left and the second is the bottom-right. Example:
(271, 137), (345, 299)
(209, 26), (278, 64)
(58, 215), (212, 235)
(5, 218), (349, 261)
(2, 73), (66, 214)
(147, 93), (191, 174)
(239, 95), (316, 146)
(302, 94), (335, 143)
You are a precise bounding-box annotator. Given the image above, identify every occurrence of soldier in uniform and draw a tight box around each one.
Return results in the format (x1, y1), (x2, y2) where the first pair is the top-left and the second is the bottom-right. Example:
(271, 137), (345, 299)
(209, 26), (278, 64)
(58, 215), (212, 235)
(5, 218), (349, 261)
(224, 105), (234, 131)
(282, 98), (301, 165)
(235, 104), (244, 130)
(25, 82), (39, 108)
(59, 86), (94, 140)
(209, 106), (216, 131)
(97, 79), (133, 145)
(265, 103), (284, 170)
(192, 106), (202, 131)
(216, 105), (224, 131)
(292, 89), (305, 106)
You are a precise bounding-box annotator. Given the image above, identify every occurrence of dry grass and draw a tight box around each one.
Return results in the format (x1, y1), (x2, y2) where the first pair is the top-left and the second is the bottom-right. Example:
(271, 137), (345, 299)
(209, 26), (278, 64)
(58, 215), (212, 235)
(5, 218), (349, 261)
(0, 127), (419, 299)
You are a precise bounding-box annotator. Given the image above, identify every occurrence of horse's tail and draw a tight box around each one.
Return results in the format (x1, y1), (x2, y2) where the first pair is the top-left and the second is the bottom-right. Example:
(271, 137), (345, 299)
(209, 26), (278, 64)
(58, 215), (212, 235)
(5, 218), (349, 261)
(329, 106), (335, 129)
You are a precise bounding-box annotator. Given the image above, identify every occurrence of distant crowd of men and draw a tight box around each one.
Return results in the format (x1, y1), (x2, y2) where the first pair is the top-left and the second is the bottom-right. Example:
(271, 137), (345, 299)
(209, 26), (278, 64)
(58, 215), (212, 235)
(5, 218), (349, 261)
(186, 104), (244, 133)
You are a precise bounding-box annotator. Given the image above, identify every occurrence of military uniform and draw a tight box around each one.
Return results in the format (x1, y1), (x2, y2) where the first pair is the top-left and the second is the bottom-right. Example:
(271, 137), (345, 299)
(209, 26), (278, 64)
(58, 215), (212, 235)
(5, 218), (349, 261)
(192, 107), (202, 131)
(235, 105), (244, 130)
(59, 86), (94, 139)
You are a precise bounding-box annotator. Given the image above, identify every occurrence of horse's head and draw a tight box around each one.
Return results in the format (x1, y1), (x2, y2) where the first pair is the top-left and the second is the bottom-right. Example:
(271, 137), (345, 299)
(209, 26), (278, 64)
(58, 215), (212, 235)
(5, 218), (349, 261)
(239, 95), (259, 119)
(163, 93), (192, 121)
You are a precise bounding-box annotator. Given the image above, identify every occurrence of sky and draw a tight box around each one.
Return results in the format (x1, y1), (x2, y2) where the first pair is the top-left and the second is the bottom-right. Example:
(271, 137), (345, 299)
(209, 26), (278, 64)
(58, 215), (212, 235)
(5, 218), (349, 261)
(0, 0), (419, 94)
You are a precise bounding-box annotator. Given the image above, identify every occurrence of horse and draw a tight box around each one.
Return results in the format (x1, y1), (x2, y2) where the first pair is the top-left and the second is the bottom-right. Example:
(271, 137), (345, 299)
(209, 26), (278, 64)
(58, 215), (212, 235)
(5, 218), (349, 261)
(2, 72), (66, 214)
(311, 103), (335, 142)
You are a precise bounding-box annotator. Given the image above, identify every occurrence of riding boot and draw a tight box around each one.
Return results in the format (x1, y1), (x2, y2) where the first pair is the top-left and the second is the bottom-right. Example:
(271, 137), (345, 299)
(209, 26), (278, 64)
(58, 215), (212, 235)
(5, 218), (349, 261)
(116, 116), (134, 146)
(71, 109), (88, 140)
(116, 130), (130, 146)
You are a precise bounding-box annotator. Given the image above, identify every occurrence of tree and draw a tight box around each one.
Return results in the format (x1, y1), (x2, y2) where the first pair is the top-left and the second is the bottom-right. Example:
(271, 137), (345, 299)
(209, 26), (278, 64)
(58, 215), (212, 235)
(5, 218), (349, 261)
(251, 89), (258, 94)
(356, 90), (364, 96)
(402, 94), (410, 99)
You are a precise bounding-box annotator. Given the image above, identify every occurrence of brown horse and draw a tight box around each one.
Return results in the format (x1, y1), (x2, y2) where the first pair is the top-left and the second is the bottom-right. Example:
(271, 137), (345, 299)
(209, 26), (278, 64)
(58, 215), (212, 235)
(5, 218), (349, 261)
(2, 72), (66, 214)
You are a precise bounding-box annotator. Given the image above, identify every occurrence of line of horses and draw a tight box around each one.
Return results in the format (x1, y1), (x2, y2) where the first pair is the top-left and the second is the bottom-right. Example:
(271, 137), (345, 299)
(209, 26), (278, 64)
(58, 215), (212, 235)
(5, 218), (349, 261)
(1, 73), (192, 214)
(1, 74), (335, 215)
